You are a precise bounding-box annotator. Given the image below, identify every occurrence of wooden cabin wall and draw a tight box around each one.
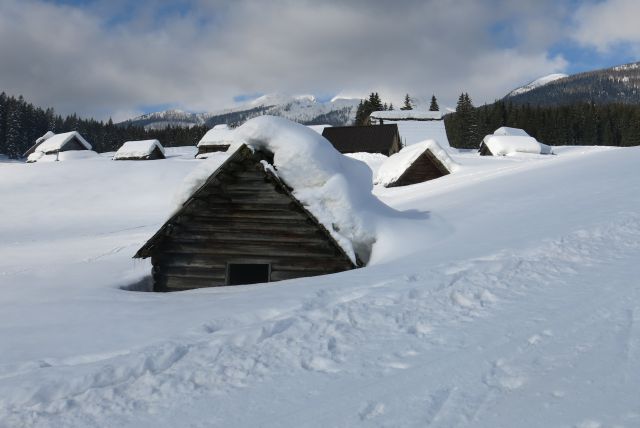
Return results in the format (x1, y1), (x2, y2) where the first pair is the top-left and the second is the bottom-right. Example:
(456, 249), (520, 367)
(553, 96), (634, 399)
(151, 157), (354, 291)
(60, 138), (88, 152)
(389, 151), (449, 187)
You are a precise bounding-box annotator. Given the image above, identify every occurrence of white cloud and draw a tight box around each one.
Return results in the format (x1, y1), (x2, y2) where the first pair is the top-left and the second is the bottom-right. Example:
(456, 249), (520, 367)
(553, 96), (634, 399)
(572, 0), (640, 53)
(0, 0), (570, 119)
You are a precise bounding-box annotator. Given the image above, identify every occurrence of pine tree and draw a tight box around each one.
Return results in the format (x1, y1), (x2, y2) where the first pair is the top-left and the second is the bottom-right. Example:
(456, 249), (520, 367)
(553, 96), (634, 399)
(429, 95), (439, 111)
(5, 98), (24, 158)
(388, 103), (394, 110)
(400, 94), (413, 110)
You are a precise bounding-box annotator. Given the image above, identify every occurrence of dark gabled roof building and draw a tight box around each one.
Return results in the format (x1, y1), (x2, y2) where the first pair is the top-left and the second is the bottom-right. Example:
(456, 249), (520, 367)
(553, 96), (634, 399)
(135, 144), (359, 292)
(321, 124), (401, 156)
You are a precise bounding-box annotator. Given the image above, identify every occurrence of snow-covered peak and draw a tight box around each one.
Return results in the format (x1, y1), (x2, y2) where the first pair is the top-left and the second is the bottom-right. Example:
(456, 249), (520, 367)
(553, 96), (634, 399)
(247, 93), (316, 107)
(508, 73), (568, 97)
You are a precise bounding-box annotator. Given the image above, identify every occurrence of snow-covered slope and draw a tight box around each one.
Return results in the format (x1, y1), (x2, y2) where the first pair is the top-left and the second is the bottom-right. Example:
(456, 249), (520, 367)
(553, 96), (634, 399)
(120, 94), (360, 130)
(0, 138), (639, 427)
(507, 73), (568, 97)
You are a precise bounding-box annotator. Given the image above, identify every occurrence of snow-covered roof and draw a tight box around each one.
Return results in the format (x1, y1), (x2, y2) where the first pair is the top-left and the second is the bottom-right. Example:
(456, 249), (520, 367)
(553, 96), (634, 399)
(381, 120), (451, 148)
(370, 110), (443, 121)
(172, 116), (392, 264)
(36, 131), (55, 145)
(481, 135), (553, 156)
(197, 124), (234, 147)
(32, 131), (92, 154)
(493, 127), (531, 137)
(375, 140), (458, 186)
(113, 140), (165, 160)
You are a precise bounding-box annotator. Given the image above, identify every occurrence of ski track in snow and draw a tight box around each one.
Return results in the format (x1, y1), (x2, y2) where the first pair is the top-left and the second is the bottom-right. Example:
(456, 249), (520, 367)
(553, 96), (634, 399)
(1, 212), (639, 427)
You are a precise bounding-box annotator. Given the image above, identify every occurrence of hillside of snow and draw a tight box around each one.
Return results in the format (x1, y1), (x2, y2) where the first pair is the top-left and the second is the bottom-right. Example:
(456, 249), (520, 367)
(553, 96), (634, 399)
(120, 94), (361, 130)
(507, 73), (568, 97)
(0, 141), (639, 427)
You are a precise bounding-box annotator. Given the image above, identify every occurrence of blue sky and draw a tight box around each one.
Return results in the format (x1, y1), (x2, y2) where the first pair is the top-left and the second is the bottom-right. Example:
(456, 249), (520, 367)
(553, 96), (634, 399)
(2, 0), (639, 120)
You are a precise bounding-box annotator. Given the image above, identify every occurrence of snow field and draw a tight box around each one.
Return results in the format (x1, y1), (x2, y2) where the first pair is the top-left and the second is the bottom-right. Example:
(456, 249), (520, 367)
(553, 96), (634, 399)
(0, 137), (638, 427)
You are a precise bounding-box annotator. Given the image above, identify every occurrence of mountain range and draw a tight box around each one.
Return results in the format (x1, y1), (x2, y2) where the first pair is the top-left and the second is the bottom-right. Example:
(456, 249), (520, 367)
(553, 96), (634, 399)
(118, 95), (361, 130)
(120, 61), (640, 130)
(504, 62), (640, 106)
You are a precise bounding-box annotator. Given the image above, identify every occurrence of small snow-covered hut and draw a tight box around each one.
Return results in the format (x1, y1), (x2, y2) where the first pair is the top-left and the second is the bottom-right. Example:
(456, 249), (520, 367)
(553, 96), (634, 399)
(196, 124), (233, 158)
(492, 126), (531, 137)
(24, 131), (93, 162)
(135, 116), (384, 291)
(479, 133), (553, 156)
(375, 140), (457, 187)
(113, 139), (165, 160)
(321, 124), (401, 156)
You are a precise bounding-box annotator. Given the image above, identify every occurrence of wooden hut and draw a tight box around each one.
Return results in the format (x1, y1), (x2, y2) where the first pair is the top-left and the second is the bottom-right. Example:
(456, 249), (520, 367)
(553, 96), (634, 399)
(113, 140), (165, 160)
(321, 124), (401, 156)
(375, 140), (456, 187)
(196, 124), (233, 158)
(134, 144), (359, 291)
(24, 131), (92, 162)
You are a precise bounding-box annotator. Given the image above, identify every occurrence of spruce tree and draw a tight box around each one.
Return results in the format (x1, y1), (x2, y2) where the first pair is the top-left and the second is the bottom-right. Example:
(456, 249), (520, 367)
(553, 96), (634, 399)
(400, 94), (413, 110)
(429, 95), (439, 111)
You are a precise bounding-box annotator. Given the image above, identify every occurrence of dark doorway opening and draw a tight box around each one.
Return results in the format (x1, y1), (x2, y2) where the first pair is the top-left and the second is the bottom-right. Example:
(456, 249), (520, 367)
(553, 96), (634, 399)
(227, 263), (270, 285)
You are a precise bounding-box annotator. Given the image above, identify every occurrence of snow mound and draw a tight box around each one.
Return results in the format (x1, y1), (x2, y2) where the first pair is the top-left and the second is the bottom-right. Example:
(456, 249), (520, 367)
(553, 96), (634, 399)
(375, 140), (458, 186)
(482, 135), (553, 156)
(370, 110), (443, 121)
(113, 140), (164, 160)
(493, 127), (530, 137)
(197, 124), (234, 147)
(345, 152), (388, 177)
(32, 131), (92, 154)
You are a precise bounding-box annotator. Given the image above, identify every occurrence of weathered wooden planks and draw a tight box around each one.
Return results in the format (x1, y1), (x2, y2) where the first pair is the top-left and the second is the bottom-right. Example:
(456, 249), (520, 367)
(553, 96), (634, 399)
(136, 144), (357, 291)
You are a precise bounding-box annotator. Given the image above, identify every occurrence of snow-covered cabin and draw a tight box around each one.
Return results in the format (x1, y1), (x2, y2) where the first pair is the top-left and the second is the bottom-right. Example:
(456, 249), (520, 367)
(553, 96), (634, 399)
(113, 139), (165, 161)
(321, 124), (402, 156)
(196, 124), (233, 158)
(135, 144), (360, 291)
(369, 110), (451, 148)
(493, 126), (531, 137)
(24, 131), (93, 162)
(375, 140), (457, 187)
(479, 128), (553, 156)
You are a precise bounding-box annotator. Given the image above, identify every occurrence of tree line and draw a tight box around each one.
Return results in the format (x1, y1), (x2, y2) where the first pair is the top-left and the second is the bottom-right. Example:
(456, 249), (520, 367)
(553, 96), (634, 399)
(0, 92), (209, 158)
(445, 92), (640, 148)
(354, 92), (440, 125)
